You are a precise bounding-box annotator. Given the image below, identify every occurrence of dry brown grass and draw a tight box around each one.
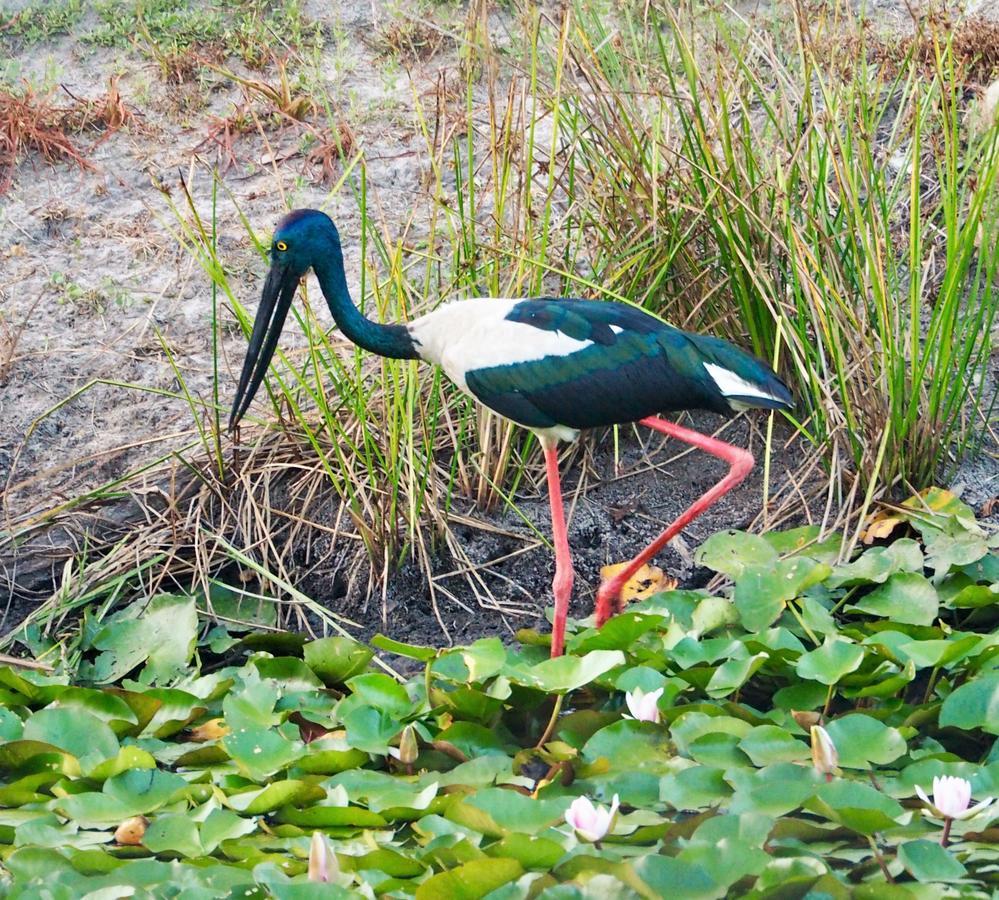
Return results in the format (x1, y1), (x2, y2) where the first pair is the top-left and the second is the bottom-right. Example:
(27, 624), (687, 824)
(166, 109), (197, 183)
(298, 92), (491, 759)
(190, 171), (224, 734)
(0, 83), (92, 193)
(61, 75), (136, 137)
(0, 77), (137, 193)
(229, 56), (316, 121)
(368, 16), (451, 64)
(824, 13), (999, 84)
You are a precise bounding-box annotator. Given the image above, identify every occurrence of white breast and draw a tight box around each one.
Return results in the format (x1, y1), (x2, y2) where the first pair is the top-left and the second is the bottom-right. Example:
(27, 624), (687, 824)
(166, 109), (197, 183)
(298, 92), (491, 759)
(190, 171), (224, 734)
(408, 299), (593, 391)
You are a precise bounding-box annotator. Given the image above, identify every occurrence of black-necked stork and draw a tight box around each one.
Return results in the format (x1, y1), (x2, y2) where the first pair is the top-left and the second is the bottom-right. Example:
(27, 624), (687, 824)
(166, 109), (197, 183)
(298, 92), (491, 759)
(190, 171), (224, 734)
(229, 209), (793, 656)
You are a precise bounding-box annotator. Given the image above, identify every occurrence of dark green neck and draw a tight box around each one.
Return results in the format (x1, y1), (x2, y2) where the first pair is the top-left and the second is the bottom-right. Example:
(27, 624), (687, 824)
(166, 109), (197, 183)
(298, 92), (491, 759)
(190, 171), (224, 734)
(313, 242), (418, 360)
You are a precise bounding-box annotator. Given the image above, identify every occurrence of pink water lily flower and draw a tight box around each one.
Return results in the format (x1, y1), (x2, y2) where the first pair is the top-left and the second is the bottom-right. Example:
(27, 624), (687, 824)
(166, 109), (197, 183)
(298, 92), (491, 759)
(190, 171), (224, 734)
(624, 687), (664, 723)
(916, 776), (994, 821)
(564, 794), (620, 843)
(916, 775), (994, 846)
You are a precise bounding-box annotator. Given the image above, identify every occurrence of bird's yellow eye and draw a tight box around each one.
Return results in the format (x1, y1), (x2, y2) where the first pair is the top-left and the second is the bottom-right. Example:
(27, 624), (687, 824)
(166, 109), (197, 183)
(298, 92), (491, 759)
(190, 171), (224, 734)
(276, 241), (288, 252)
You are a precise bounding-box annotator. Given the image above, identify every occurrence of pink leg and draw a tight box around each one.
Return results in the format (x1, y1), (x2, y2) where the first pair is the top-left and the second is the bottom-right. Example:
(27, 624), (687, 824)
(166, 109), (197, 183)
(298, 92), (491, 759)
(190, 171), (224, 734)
(543, 442), (574, 657)
(595, 416), (755, 626)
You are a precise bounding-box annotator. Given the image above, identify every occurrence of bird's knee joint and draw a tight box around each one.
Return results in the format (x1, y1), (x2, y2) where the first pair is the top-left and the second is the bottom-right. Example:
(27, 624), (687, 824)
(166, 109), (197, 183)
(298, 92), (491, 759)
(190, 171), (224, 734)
(730, 448), (755, 480)
(553, 570), (574, 595)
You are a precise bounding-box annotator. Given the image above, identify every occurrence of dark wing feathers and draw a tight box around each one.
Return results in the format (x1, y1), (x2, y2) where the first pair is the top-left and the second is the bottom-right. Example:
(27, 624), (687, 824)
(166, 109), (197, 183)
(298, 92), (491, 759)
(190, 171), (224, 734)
(464, 298), (791, 430)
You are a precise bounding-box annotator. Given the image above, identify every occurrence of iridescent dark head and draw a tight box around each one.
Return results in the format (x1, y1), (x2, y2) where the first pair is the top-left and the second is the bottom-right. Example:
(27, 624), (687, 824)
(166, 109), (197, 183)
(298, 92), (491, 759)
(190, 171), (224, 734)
(268, 209), (339, 278)
(229, 208), (339, 430)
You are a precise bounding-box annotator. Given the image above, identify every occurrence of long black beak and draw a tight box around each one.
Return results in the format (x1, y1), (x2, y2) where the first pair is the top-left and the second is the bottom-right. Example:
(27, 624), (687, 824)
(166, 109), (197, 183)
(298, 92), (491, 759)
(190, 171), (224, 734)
(229, 262), (300, 430)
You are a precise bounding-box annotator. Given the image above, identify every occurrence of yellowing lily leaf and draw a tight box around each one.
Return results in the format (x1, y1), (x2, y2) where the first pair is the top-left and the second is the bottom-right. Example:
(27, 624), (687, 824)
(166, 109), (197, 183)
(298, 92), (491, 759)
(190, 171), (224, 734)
(599, 562), (678, 603)
(114, 815), (148, 846)
(187, 718), (229, 742)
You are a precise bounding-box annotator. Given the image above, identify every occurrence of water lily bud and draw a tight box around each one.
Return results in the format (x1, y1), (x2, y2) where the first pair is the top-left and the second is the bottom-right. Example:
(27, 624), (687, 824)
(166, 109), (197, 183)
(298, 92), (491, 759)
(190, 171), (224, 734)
(396, 724), (419, 766)
(564, 794), (620, 843)
(114, 815), (148, 845)
(916, 775), (995, 821)
(308, 830), (338, 882)
(624, 687), (664, 724)
(810, 725), (838, 777)
(791, 709), (821, 730)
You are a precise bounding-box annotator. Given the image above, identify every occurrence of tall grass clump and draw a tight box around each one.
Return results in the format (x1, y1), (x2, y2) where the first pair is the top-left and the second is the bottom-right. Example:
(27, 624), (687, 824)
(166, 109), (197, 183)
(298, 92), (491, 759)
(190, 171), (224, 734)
(559, 3), (998, 510)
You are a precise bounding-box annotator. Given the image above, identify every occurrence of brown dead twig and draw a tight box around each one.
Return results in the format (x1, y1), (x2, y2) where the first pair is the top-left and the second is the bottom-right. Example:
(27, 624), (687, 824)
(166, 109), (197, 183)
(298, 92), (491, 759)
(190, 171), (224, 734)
(0, 77), (136, 194)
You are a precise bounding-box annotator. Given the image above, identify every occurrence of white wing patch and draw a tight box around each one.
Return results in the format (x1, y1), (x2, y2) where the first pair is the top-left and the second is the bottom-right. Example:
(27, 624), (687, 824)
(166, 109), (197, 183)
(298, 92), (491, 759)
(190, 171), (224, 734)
(409, 298), (593, 391)
(703, 362), (780, 402)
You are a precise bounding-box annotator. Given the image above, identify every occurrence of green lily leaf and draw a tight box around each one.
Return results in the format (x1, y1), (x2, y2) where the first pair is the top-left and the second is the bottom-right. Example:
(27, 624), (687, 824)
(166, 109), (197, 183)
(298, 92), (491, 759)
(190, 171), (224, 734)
(705, 651), (769, 698)
(898, 839), (966, 882)
(448, 788), (567, 837)
(88, 594), (197, 685)
(415, 857), (523, 899)
(679, 812), (773, 891)
(22, 708), (119, 766)
(505, 650), (625, 694)
(824, 715), (907, 767)
(303, 636), (374, 685)
(227, 780), (312, 814)
(805, 780), (905, 834)
(223, 725), (305, 780)
(939, 671), (999, 735)
(570, 612), (668, 652)
(434, 639), (508, 683)
(633, 854), (718, 900)
(695, 530), (778, 578)
(738, 725), (810, 766)
(795, 637), (866, 685)
(142, 813), (203, 858)
(848, 573), (939, 625)
(734, 558), (831, 631)
(199, 808), (258, 854)
(660, 765), (732, 809)
(371, 634), (438, 661)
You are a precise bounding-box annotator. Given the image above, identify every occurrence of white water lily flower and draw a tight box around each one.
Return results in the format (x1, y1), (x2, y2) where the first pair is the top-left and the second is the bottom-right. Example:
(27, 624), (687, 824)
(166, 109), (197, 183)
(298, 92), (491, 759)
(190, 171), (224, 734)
(915, 775), (994, 821)
(624, 687), (664, 724)
(564, 794), (620, 843)
(810, 725), (838, 777)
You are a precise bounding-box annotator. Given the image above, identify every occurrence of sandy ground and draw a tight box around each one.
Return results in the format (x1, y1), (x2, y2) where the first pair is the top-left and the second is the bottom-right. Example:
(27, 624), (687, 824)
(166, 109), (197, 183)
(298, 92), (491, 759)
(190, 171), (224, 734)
(0, 0), (994, 648)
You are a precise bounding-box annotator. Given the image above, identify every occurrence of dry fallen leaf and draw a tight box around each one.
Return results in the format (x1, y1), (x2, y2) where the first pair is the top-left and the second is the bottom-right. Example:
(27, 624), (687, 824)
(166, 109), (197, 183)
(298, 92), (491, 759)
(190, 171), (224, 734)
(114, 815), (148, 845)
(861, 510), (903, 544)
(187, 718), (230, 742)
(599, 561), (678, 604)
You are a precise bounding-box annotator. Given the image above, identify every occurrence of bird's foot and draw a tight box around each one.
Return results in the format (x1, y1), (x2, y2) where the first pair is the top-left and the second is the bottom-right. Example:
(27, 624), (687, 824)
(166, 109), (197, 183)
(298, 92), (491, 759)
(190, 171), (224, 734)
(596, 562), (677, 625)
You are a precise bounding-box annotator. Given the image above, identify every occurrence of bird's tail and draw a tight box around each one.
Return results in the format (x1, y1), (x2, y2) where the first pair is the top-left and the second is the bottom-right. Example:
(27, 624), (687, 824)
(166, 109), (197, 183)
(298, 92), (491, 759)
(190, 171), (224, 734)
(684, 332), (794, 413)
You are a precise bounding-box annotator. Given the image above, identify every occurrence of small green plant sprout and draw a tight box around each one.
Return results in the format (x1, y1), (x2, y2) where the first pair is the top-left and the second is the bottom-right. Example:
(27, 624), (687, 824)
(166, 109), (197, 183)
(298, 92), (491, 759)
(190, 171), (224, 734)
(810, 725), (839, 782)
(623, 686), (663, 723)
(564, 794), (620, 845)
(915, 776), (995, 846)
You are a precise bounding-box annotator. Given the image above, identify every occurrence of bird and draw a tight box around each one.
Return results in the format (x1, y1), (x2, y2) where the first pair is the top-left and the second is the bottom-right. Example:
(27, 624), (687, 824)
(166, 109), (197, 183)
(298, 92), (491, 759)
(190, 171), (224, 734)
(229, 209), (794, 657)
